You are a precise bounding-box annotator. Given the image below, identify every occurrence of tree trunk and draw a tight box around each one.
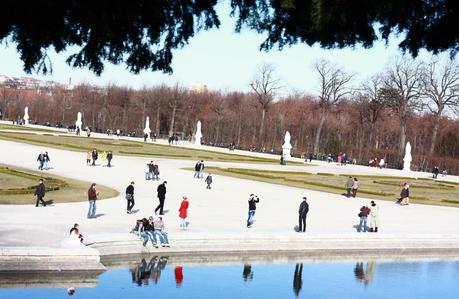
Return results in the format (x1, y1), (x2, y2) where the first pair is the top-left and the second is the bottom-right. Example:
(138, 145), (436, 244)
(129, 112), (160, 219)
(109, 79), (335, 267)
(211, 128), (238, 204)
(399, 119), (407, 156)
(313, 108), (327, 155)
(237, 107), (242, 145)
(259, 106), (266, 148)
(168, 105), (177, 137)
(429, 112), (441, 155)
(155, 105), (161, 135)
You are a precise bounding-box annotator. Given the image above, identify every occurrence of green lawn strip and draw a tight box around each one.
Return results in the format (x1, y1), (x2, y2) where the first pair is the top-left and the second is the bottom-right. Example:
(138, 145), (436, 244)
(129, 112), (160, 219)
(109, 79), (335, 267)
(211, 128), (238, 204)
(197, 166), (459, 207)
(0, 131), (304, 164)
(373, 180), (456, 190)
(0, 124), (65, 133)
(0, 164), (118, 205)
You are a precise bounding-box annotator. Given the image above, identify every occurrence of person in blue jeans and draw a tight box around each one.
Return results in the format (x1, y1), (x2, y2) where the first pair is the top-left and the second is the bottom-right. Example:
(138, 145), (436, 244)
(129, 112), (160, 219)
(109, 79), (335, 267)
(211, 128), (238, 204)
(140, 218), (158, 248)
(87, 183), (98, 218)
(358, 205), (370, 232)
(247, 194), (260, 228)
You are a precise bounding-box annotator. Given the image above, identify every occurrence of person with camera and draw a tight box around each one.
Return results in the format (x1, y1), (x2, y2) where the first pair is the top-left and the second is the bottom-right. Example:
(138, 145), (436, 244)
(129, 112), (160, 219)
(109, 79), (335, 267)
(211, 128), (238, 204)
(247, 194), (260, 228)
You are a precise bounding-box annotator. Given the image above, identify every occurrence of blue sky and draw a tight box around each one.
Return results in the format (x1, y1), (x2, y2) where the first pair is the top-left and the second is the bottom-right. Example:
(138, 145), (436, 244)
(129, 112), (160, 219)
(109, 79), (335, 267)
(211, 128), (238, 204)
(0, 2), (449, 95)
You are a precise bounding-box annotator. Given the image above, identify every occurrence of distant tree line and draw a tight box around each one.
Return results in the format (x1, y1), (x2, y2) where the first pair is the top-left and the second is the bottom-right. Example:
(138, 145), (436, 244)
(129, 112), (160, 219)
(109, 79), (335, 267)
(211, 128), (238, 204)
(1, 57), (459, 174)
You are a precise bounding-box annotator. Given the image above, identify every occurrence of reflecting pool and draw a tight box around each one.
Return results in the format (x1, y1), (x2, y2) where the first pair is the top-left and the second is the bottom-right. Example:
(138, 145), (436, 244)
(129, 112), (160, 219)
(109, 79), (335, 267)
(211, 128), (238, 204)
(1, 257), (459, 299)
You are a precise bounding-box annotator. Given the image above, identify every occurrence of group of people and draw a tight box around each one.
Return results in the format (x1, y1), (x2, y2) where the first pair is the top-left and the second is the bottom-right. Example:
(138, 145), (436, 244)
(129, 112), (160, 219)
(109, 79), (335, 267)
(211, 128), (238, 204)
(146, 161), (160, 181)
(345, 176), (360, 198)
(86, 149), (113, 167)
(37, 151), (50, 170)
(133, 216), (170, 248)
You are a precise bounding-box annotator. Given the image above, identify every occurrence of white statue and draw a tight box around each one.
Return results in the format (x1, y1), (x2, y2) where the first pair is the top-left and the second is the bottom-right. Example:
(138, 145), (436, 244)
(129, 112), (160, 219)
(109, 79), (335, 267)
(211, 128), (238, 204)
(23, 106), (29, 125)
(75, 112), (83, 132)
(403, 142), (412, 172)
(282, 131), (292, 158)
(143, 116), (151, 139)
(194, 121), (202, 145)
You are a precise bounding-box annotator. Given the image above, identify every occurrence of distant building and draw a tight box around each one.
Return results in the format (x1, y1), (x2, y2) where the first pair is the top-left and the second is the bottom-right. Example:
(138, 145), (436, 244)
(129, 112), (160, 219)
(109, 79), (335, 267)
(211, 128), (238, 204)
(189, 83), (208, 93)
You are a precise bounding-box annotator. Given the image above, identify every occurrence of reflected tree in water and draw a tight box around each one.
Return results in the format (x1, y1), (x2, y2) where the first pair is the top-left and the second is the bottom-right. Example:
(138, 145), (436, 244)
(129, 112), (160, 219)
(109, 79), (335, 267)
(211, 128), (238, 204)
(354, 261), (376, 287)
(242, 264), (254, 283)
(293, 263), (303, 297)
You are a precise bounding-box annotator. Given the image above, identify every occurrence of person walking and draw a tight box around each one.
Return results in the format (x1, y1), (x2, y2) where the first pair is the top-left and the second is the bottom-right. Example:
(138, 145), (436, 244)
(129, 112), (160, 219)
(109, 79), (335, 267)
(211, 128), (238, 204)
(146, 161), (154, 180)
(345, 176), (354, 198)
(357, 204), (371, 232)
(369, 201), (379, 232)
(179, 196), (190, 230)
(400, 183), (410, 205)
(87, 183), (98, 218)
(126, 181), (135, 214)
(155, 181), (167, 215)
(193, 161), (200, 178)
(101, 151), (107, 166)
(107, 151), (113, 167)
(34, 178), (46, 207)
(298, 197), (309, 232)
(198, 160), (205, 178)
(247, 194), (260, 228)
(352, 178), (359, 198)
(205, 173), (213, 189)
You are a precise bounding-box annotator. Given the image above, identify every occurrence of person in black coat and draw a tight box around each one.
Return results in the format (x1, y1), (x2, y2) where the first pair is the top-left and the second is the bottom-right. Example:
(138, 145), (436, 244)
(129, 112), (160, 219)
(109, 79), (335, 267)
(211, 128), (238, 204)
(126, 181), (135, 214)
(107, 151), (113, 167)
(35, 179), (46, 207)
(247, 194), (260, 228)
(155, 181), (167, 215)
(298, 197), (309, 232)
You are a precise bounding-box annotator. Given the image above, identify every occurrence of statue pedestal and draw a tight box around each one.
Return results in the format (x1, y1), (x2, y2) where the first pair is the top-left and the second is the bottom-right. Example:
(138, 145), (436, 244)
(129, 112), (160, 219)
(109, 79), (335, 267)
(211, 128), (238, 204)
(282, 147), (292, 159)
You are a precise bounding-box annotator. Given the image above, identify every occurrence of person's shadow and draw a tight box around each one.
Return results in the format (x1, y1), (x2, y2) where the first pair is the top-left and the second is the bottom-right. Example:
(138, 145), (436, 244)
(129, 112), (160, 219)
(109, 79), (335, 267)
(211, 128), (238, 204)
(93, 213), (105, 218)
(293, 263), (303, 297)
(43, 199), (54, 206)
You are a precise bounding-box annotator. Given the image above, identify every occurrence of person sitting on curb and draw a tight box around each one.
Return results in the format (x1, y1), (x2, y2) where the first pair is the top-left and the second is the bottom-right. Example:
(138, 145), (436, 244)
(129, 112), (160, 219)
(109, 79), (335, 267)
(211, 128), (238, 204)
(140, 218), (158, 248)
(153, 216), (170, 247)
(357, 204), (371, 232)
(399, 183), (410, 205)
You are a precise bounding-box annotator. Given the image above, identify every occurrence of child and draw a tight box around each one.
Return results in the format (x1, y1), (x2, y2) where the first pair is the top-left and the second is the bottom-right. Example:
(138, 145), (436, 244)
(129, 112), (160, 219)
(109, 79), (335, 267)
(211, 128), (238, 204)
(205, 173), (213, 189)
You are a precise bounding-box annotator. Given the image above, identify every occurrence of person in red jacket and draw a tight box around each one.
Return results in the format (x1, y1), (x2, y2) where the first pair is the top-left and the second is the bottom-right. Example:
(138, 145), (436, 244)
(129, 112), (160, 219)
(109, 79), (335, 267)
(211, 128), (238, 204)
(179, 196), (189, 230)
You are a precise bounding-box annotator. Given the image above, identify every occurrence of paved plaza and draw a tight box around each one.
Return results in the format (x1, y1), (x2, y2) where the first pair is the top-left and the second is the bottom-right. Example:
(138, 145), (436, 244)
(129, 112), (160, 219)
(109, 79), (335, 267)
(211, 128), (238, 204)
(1, 131), (459, 252)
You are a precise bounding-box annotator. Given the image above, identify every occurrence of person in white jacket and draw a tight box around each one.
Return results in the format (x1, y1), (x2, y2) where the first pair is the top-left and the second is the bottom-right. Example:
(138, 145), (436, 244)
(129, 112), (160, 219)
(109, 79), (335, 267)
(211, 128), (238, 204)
(369, 201), (379, 232)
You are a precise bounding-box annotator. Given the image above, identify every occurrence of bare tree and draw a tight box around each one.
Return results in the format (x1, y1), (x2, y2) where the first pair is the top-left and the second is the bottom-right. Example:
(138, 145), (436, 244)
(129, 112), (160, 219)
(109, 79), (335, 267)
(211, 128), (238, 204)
(168, 84), (186, 137)
(250, 64), (281, 148)
(421, 59), (459, 155)
(0, 87), (13, 120)
(313, 59), (353, 155)
(382, 58), (423, 155)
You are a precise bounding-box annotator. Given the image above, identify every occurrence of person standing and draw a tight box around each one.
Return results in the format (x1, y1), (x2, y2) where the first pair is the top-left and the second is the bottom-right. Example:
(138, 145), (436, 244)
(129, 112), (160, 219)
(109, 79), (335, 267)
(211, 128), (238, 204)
(247, 194), (260, 228)
(198, 160), (205, 178)
(369, 201), (379, 232)
(400, 183), (410, 205)
(91, 149), (98, 166)
(179, 196), (190, 230)
(358, 204), (370, 232)
(37, 152), (44, 170)
(43, 152), (50, 170)
(205, 173), (213, 189)
(101, 151), (107, 166)
(193, 161), (200, 178)
(298, 197), (309, 233)
(155, 181), (167, 215)
(34, 179), (46, 207)
(107, 151), (113, 167)
(86, 151), (92, 165)
(146, 161), (154, 180)
(345, 176), (354, 198)
(153, 163), (160, 181)
(352, 178), (359, 198)
(126, 181), (135, 214)
(87, 183), (98, 218)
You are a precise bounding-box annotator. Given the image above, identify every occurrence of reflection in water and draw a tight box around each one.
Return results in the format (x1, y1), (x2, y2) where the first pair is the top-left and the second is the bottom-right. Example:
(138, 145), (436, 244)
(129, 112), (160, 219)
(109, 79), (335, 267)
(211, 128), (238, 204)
(354, 262), (376, 286)
(130, 256), (168, 287)
(175, 266), (184, 288)
(242, 264), (254, 283)
(293, 263), (303, 297)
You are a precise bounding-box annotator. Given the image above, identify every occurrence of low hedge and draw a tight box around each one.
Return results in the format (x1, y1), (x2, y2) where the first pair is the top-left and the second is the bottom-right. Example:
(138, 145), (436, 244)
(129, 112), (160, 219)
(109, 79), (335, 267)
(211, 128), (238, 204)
(0, 167), (68, 195)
